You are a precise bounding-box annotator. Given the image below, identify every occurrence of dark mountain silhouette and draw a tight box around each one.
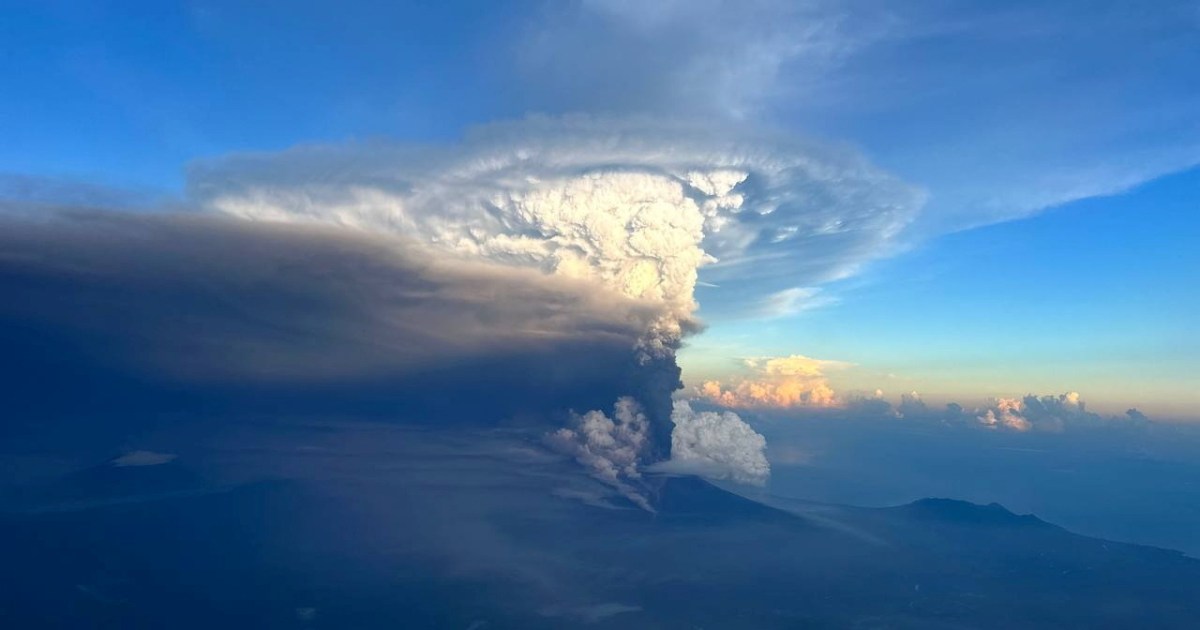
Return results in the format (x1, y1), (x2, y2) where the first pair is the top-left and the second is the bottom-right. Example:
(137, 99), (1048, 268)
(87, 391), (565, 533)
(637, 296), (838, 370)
(896, 497), (1048, 525)
(2, 449), (1198, 628)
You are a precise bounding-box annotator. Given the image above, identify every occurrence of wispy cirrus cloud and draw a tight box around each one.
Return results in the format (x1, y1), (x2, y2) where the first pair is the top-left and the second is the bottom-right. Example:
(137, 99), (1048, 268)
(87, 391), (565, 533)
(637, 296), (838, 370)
(517, 0), (1200, 230)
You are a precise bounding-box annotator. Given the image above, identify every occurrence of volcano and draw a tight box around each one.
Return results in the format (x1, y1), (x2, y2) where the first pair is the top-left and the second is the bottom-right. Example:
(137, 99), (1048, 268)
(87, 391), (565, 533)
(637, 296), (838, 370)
(2, 424), (1198, 629)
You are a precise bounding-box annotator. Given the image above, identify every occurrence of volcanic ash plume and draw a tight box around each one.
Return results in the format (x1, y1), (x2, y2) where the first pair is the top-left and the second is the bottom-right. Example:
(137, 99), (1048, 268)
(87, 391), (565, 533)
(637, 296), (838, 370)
(194, 117), (920, 493)
(546, 397), (654, 510)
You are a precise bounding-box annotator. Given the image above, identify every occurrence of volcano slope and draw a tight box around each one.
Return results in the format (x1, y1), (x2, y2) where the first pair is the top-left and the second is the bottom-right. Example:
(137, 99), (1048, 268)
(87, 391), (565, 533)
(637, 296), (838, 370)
(2, 422), (1198, 629)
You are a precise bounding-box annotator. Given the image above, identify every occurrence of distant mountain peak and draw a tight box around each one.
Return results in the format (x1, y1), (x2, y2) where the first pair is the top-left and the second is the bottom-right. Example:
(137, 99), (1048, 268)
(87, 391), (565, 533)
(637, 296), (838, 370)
(897, 497), (1050, 527)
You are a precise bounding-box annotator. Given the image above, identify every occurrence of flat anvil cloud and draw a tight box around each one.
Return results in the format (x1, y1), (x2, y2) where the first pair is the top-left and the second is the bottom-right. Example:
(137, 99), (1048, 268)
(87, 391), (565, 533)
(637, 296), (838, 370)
(192, 117), (923, 331)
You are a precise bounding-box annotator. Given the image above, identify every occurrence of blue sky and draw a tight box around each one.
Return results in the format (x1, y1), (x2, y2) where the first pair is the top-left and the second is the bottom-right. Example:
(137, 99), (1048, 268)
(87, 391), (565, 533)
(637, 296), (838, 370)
(2, 0), (1197, 418)
(684, 166), (1200, 416)
(1, 1), (513, 187)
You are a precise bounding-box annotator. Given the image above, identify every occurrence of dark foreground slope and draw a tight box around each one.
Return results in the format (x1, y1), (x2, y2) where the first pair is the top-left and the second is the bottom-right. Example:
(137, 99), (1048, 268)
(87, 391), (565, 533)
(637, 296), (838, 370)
(2, 426), (1198, 629)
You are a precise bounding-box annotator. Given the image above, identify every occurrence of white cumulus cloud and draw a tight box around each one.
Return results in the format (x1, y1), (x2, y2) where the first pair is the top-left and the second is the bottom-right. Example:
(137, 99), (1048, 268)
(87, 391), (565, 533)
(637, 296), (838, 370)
(651, 400), (770, 486)
(976, 397), (1033, 432)
(698, 354), (847, 409)
(973, 392), (1129, 432)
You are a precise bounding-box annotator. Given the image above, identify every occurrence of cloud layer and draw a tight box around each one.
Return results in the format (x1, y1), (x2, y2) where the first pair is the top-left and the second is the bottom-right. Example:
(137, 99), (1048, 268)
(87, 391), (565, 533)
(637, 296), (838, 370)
(971, 392), (1145, 433)
(831, 389), (1151, 434)
(699, 354), (846, 409)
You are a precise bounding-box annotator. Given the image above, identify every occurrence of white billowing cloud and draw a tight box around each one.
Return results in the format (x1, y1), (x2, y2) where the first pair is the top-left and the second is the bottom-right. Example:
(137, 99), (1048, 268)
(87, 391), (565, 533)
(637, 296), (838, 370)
(974, 392), (1115, 432)
(652, 400), (769, 486)
(976, 398), (1032, 432)
(1014, 391), (1088, 432)
(547, 397), (653, 509)
(820, 390), (1152, 432)
(698, 354), (847, 409)
(193, 117), (922, 349)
